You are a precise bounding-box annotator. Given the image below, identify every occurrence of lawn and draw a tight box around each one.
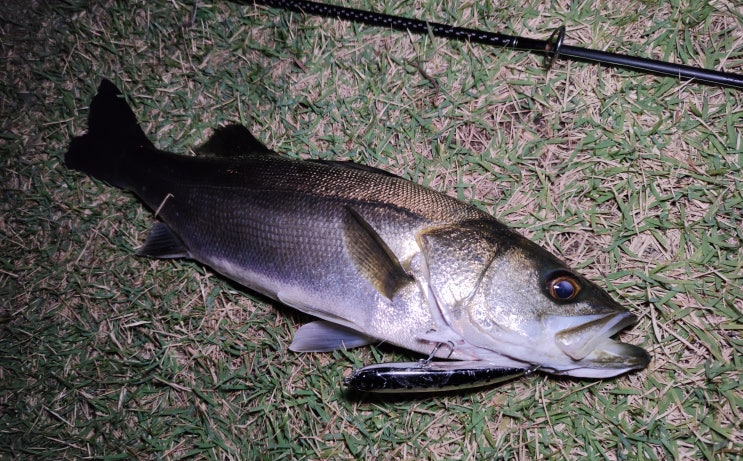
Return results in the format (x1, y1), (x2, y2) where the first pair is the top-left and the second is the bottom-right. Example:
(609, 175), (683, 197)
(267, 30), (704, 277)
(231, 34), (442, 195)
(1, 0), (741, 459)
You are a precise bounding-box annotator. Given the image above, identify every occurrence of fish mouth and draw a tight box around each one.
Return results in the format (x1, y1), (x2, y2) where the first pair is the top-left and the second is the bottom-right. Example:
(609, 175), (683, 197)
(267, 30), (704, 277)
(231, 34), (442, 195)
(553, 311), (650, 376)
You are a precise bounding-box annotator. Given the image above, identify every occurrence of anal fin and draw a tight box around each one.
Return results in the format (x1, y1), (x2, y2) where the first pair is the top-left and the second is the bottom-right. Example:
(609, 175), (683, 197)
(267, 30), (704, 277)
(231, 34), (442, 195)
(138, 221), (191, 259)
(289, 321), (374, 352)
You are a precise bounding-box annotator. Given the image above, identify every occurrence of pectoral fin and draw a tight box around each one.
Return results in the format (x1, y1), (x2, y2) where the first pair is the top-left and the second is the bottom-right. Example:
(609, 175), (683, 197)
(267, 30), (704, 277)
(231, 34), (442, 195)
(289, 321), (374, 352)
(343, 208), (413, 300)
(138, 221), (191, 259)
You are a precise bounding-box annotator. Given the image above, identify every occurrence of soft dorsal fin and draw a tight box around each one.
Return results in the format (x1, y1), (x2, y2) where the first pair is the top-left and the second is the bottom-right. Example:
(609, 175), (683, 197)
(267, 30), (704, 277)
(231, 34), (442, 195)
(308, 159), (402, 178)
(195, 124), (272, 157)
(342, 208), (413, 300)
(138, 221), (191, 259)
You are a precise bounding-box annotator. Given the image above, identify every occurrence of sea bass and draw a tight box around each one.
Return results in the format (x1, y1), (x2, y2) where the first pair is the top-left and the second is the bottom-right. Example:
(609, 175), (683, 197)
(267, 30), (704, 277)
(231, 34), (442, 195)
(65, 79), (649, 391)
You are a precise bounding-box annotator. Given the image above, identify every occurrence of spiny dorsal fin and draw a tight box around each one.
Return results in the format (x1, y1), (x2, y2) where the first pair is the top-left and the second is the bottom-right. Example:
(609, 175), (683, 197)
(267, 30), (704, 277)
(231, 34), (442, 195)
(195, 124), (272, 157)
(308, 159), (402, 178)
(343, 208), (413, 300)
(138, 221), (191, 259)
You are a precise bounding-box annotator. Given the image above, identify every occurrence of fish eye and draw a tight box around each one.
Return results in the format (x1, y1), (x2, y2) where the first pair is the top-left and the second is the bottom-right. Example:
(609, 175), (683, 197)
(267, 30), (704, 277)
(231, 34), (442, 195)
(547, 274), (581, 301)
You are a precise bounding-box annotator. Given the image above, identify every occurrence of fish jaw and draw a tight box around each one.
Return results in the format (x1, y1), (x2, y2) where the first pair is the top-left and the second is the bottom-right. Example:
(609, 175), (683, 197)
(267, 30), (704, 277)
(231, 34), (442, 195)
(553, 310), (638, 360)
(458, 309), (650, 379)
(543, 311), (651, 378)
(558, 338), (651, 378)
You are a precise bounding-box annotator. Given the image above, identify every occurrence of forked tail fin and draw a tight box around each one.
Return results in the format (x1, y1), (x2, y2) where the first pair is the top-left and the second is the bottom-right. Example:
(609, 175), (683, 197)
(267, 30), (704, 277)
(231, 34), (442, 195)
(65, 79), (154, 189)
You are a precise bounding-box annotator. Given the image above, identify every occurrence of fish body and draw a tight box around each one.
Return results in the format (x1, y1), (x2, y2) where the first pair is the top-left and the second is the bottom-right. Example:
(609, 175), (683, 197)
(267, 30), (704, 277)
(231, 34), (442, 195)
(66, 80), (649, 382)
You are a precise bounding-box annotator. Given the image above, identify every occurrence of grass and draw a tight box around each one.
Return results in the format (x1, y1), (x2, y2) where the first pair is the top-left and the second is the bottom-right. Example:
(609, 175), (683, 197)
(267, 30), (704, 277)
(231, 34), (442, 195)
(1, 0), (741, 459)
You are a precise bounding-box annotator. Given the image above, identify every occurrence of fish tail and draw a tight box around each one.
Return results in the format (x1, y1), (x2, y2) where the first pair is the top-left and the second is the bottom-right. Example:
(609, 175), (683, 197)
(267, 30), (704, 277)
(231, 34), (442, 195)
(65, 79), (153, 189)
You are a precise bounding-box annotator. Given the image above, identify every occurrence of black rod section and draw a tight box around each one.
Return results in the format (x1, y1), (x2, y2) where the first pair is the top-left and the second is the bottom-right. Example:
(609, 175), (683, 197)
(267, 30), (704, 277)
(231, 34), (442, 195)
(251, 0), (743, 89)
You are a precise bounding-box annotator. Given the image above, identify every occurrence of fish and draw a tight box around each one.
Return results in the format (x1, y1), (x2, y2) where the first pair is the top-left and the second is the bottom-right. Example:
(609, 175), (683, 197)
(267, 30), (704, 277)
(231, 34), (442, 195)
(65, 79), (649, 391)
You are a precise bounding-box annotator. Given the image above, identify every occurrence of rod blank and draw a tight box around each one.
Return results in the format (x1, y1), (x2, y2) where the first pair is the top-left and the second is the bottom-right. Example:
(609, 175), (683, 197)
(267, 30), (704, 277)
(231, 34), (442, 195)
(252, 0), (743, 89)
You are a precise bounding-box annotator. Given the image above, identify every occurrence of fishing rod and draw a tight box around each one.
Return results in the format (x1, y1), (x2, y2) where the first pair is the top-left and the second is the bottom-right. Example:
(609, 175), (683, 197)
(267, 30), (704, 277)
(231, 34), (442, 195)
(249, 0), (743, 89)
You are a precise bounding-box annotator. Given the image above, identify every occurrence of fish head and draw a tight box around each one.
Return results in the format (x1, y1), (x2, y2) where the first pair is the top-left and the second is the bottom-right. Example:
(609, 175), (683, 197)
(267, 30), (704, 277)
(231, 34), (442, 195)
(420, 223), (650, 378)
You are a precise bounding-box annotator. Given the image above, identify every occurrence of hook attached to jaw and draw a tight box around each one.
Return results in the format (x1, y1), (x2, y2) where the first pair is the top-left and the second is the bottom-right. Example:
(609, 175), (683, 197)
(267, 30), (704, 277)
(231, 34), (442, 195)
(420, 341), (455, 366)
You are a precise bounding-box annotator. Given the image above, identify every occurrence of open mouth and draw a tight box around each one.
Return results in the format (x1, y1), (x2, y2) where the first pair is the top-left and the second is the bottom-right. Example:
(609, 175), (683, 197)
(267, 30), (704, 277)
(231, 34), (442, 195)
(554, 312), (649, 370)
